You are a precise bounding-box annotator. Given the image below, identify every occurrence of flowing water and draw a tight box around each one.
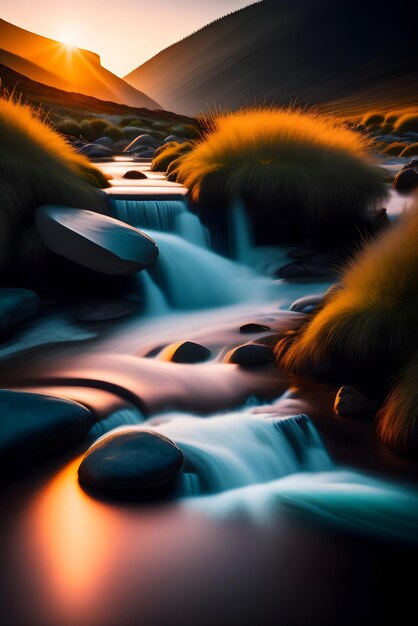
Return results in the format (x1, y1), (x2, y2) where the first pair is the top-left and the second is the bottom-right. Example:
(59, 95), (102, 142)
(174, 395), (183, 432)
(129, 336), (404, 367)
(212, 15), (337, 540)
(1, 158), (416, 626)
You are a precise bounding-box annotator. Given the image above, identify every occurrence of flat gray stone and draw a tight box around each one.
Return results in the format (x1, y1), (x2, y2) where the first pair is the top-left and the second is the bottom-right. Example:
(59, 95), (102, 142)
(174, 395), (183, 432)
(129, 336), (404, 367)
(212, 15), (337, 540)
(78, 428), (183, 494)
(35, 205), (158, 275)
(0, 389), (93, 468)
(0, 288), (39, 333)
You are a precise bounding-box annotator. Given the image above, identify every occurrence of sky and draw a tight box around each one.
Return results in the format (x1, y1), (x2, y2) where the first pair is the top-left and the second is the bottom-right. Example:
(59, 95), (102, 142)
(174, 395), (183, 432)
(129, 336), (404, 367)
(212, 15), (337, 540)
(0, 0), (254, 76)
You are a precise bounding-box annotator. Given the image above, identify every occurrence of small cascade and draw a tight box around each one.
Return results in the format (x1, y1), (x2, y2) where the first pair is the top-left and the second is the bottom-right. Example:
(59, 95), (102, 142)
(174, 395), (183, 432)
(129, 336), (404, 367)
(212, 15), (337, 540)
(145, 412), (333, 494)
(110, 198), (188, 232)
(231, 199), (253, 262)
(144, 230), (280, 310)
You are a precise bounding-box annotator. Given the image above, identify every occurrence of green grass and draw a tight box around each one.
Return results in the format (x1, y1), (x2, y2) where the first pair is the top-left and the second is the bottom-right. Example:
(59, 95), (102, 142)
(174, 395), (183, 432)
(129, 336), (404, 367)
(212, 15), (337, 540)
(0, 97), (109, 282)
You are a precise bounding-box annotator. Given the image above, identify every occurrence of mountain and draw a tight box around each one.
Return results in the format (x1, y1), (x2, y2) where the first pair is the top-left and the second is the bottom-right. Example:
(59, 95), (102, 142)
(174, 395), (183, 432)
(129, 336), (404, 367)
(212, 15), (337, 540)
(125, 0), (417, 116)
(0, 18), (160, 109)
(0, 63), (193, 126)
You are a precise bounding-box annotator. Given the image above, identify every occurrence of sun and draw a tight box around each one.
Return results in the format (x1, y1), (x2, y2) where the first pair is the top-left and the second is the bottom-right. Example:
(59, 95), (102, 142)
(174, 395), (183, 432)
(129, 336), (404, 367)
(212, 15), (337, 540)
(57, 29), (78, 49)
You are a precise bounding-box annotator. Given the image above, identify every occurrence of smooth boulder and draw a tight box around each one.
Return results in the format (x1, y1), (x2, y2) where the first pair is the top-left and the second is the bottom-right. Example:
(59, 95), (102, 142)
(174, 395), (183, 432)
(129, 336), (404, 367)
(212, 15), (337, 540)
(78, 428), (183, 495)
(123, 170), (148, 180)
(0, 389), (93, 468)
(225, 343), (274, 366)
(289, 295), (323, 314)
(333, 386), (376, 419)
(393, 168), (418, 193)
(239, 323), (271, 334)
(124, 134), (162, 152)
(35, 205), (158, 275)
(0, 288), (39, 333)
(160, 341), (212, 363)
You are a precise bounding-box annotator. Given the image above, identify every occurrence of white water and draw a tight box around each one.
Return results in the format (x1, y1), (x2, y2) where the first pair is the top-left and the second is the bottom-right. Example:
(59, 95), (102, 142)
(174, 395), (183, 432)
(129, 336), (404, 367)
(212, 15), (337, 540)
(143, 412), (333, 494)
(137, 230), (283, 311)
(110, 198), (189, 232)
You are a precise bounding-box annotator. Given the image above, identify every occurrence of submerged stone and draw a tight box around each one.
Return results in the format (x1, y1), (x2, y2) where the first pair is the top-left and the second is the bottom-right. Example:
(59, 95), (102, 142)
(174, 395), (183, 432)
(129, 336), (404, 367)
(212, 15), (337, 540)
(75, 299), (137, 322)
(0, 390), (93, 469)
(0, 288), (39, 333)
(78, 428), (183, 494)
(35, 205), (158, 275)
(160, 341), (212, 363)
(239, 323), (271, 334)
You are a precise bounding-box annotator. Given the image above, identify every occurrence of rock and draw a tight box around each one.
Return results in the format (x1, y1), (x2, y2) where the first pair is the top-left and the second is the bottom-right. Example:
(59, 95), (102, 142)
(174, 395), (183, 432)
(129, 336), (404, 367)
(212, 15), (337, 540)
(144, 344), (167, 358)
(164, 135), (187, 144)
(239, 323), (271, 333)
(124, 134), (162, 152)
(133, 148), (156, 158)
(393, 168), (418, 193)
(78, 428), (183, 495)
(275, 262), (312, 279)
(123, 170), (148, 180)
(75, 299), (137, 322)
(333, 386), (376, 419)
(402, 159), (418, 170)
(226, 343), (274, 366)
(289, 295), (323, 313)
(160, 341), (212, 363)
(0, 288), (39, 333)
(78, 143), (114, 157)
(35, 205), (158, 275)
(92, 137), (114, 148)
(122, 126), (143, 140)
(0, 389), (93, 468)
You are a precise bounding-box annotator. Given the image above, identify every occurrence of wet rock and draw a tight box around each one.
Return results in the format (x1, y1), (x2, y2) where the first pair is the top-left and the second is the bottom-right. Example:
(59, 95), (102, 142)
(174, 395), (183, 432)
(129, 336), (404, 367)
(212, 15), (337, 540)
(78, 428), (183, 495)
(160, 341), (212, 363)
(333, 386), (376, 419)
(393, 168), (418, 193)
(92, 137), (114, 148)
(240, 323), (271, 334)
(289, 295), (323, 313)
(0, 288), (39, 333)
(276, 262), (311, 278)
(144, 344), (167, 358)
(226, 343), (274, 366)
(123, 170), (148, 180)
(0, 390), (93, 468)
(35, 205), (158, 275)
(78, 143), (114, 157)
(75, 299), (137, 322)
(124, 134), (162, 152)
(164, 135), (187, 144)
(402, 159), (418, 170)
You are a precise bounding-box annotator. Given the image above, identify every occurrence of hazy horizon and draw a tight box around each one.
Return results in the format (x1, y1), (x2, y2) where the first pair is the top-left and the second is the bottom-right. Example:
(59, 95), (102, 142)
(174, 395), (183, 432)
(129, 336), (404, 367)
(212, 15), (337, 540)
(0, 0), (255, 77)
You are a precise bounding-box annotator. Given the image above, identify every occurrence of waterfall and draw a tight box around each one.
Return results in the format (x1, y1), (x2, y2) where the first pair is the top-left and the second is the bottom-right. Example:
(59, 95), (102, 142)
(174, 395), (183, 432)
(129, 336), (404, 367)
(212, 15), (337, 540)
(109, 196), (210, 248)
(144, 413), (333, 494)
(143, 230), (280, 310)
(231, 199), (253, 262)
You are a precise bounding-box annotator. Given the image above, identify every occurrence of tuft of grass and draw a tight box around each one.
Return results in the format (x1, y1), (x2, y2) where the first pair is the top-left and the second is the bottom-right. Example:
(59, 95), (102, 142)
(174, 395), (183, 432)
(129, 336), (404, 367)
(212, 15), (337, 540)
(103, 124), (124, 142)
(377, 353), (418, 455)
(394, 113), (418, 134)
(151, 141), (194, 172)
(275, 203), (418, 386)
(0, 97), (109, 281)
(400, 143), (418, 158)
(172, 107), (387, 237)
(361, 111), (385, 128)
(56, 118), (82, 137)
(382, 142), (407, 156)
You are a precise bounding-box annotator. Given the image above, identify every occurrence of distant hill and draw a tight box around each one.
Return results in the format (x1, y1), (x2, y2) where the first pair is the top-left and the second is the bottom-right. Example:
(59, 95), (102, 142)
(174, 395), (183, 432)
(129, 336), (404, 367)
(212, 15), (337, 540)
(0, 63), (194, 126)
(125, 0), (417, 116)
(0, 18), (160, 109)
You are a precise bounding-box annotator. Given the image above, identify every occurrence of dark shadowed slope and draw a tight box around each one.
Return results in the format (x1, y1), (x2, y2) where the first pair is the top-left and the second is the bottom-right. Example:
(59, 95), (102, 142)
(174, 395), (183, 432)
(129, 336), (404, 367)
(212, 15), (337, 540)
(0, 63), (194, 125)
(125, 0), (417, 116)
(0, 19), (160, 109)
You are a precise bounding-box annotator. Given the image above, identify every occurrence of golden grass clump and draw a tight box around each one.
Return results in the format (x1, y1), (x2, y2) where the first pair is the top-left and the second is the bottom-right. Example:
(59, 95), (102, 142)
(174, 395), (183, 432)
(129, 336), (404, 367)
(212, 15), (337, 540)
(400, 143), (418, 158)
(0, 97), (109, 280)
(361, 111), (385, 128)
(377, 354), (418, 455)
(382, 142), (407, 156)
(172, 107), (387, 237)
(151, 141), (194, 172)
(394, 113), (418, 134)
(276, 205), (418, 383)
